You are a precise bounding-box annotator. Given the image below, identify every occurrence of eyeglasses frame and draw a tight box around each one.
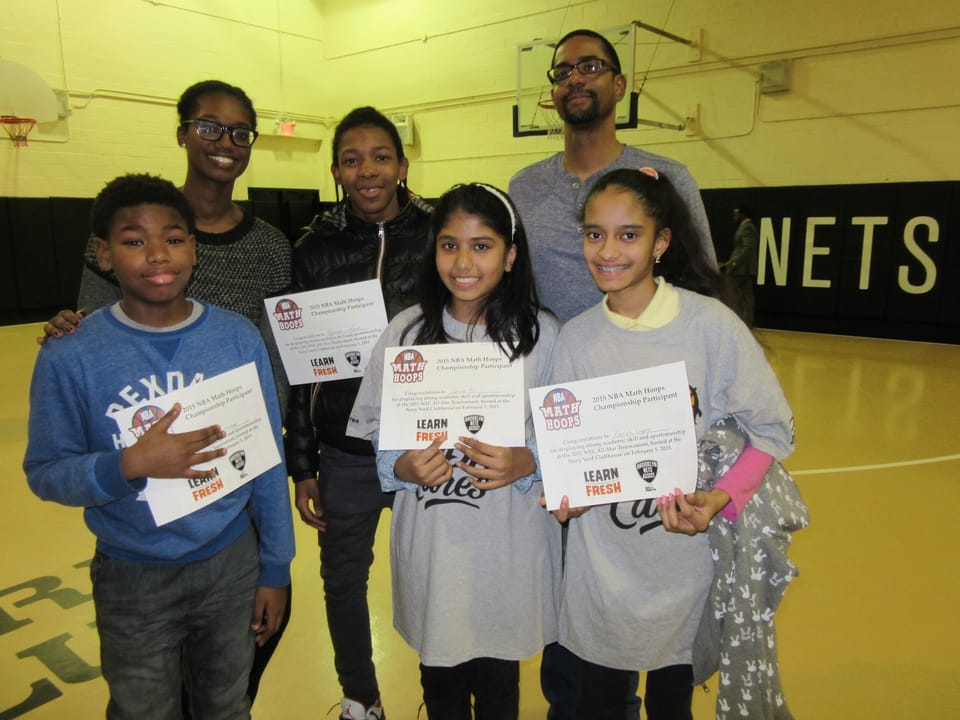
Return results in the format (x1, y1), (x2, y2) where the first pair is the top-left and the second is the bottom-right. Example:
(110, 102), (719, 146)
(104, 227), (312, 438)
(181, 119), (259, 148)
(546, 57), (620, 85)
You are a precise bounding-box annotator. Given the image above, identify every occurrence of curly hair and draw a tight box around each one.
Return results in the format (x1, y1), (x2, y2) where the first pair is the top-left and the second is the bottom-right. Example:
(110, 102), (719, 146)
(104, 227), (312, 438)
(91, 173), (196, 240)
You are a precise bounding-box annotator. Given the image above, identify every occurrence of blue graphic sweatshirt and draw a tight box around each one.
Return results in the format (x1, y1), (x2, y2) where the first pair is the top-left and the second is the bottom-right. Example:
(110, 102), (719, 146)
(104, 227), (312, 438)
(23, 302), (294, 587)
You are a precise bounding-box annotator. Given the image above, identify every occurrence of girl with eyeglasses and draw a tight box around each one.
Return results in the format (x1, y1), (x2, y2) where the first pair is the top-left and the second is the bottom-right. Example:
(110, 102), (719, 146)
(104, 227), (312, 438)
(45, 80), (290, 346)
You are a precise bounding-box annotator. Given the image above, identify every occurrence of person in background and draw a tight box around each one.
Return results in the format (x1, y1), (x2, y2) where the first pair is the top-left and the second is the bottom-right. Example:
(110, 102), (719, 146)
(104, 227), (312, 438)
(720, 206), (759, 326)
(283, 106), (432, 720)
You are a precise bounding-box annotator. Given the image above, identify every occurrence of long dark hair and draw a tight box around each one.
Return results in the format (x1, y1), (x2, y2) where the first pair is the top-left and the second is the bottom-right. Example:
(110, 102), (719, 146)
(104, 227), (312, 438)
(583, 168), (727, 302)
(403, 183), (542, 360)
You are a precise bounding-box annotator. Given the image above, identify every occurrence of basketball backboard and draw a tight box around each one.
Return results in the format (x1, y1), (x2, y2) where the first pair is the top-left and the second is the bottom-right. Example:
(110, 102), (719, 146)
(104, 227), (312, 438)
(0, 59), (60, 122)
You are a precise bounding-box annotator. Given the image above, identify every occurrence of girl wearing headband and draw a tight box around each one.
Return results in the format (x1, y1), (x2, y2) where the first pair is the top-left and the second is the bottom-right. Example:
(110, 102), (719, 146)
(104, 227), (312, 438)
(347, 183), (560, 719)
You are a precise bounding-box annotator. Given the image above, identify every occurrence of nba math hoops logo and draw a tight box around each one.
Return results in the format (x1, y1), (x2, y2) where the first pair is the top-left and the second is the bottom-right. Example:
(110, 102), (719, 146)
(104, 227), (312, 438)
(345, 351), (362, 368)
(391, 349), (427, 383)
(272, 298), (303, 330)
(538, 388), (582, 430)
(129, 405), (165, 438)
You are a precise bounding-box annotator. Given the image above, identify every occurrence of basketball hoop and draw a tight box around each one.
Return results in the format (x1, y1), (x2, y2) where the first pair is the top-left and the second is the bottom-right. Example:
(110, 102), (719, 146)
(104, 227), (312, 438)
(536, 101), (564, 138)
(1, 116), (37, 147)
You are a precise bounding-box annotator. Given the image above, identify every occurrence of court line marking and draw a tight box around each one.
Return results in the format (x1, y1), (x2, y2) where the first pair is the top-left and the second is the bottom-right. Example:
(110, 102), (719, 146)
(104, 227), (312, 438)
(791, 453), (960, 476)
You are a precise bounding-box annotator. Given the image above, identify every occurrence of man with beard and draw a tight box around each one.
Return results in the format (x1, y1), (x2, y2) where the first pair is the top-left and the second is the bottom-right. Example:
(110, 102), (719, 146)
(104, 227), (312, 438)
(510, 28), (717, 324)
(509, 29), (717, 720)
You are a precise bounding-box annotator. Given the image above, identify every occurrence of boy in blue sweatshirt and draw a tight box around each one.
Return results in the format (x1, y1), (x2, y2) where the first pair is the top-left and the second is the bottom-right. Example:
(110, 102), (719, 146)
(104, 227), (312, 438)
(23, 173), (295, 719)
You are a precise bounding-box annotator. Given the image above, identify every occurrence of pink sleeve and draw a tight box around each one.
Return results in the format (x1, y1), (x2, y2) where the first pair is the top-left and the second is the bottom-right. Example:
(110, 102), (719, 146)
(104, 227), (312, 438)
(714, 444), (774, 520)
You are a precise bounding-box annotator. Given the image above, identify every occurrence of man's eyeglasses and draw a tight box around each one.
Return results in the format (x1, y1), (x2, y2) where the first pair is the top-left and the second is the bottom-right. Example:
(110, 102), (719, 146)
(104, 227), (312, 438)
(547, 58), (619, 85)
(182, 119), (259, 148)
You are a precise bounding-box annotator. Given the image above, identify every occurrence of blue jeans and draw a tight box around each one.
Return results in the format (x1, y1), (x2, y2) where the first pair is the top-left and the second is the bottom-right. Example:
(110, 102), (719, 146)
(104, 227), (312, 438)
(92, 526), (259, 720)
(316, 445), (393, 707)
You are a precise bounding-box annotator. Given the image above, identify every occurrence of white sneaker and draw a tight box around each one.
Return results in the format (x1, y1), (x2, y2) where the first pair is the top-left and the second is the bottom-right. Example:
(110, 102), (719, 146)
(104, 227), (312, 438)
(340, 697), (384, 720)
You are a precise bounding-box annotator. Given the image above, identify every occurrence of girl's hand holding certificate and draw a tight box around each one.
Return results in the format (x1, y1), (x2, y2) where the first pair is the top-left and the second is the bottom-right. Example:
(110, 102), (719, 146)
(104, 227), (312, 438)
(540, 493), (590, 524)
(454, 437), (536, 491)
(657, 487), (731, 536)
(394, 436), (454, 488)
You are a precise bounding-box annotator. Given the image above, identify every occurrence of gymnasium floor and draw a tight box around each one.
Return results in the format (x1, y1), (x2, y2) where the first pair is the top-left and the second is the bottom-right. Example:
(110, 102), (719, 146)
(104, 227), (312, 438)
(1, 322), (958, 719)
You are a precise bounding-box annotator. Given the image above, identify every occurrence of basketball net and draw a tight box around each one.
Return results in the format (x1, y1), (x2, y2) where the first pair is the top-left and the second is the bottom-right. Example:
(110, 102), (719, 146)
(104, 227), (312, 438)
(536, 101), (564, 139)
(1, 116), (37, 147)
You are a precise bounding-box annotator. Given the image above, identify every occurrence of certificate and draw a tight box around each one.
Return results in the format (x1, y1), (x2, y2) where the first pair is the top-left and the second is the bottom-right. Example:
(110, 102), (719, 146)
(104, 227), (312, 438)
(264, 280), (388, 386)
(111, 362), (282, 526)
(377, 343), (525, 451)
(529, 361), (698, 511)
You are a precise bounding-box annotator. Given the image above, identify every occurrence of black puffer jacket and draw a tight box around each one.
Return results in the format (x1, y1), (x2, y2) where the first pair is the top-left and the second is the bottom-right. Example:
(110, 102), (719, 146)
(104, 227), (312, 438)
(284, 188), (432, 479)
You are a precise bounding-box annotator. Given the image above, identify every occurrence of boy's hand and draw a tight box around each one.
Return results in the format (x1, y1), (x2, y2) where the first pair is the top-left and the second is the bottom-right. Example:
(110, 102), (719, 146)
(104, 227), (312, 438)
(37, 308), (89, 345)
(294, 476), (326, 531)
(394, 436), (453, 487)
(120, 403), (226, 481)
(454, 437), (535, 490)
(251, 585), (289, 647)
(657, 487), (730, 535)
(540, 493), (589, 524)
